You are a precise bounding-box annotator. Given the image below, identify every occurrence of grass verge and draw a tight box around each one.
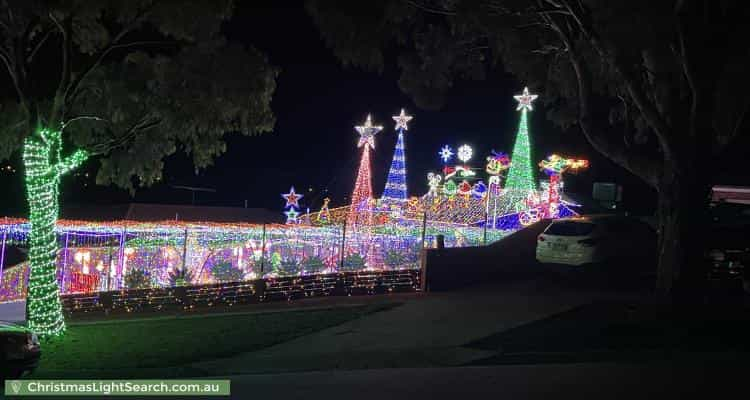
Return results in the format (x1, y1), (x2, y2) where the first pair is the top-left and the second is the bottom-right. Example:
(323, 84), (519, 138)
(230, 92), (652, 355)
(32, 303), (398, 378)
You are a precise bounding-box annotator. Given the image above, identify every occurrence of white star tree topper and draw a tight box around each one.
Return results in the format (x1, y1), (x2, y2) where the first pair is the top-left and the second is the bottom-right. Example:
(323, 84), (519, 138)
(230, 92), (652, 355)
(392, 108), (413, 131)
(355, 114), (383, 149)
(513, 87), (538, 112)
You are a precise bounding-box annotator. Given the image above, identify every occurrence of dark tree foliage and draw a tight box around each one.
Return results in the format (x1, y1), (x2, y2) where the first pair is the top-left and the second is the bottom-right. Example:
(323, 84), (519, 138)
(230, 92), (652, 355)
(307, 0), (750, 293)
(0, 0), (277, 191)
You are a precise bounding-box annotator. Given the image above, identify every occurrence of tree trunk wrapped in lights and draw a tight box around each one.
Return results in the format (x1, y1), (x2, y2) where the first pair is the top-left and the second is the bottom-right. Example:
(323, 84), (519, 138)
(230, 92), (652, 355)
(23, 129), (87, 337)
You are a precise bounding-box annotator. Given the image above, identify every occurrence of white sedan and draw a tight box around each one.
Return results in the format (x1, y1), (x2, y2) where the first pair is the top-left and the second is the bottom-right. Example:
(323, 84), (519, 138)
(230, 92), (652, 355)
(535, 215), (655, 267)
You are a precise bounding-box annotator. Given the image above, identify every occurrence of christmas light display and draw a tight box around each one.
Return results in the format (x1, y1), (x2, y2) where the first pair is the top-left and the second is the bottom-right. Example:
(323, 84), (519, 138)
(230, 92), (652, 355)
(284, 207), (300, 224)
(282, 186), (303, 208)
(24, 128), (88, 337)
(457, 145), (473, 163)
(458, 180), (473, 197)
(486, 151), (511, 176)
(381, 109), (413, 203)
(317, 198), (331, 224)
(539, 154), (589, 218)
(426, 173), (442, 197)
(502, 87), (538, 215)
(471, 181), (487, 199)
(392, 108), (413, 131)
(485, 151), (512, 226)
(443, 180), (458, 196)
(439, 145), (454, 164)
(281, 186), (302, 224)
(348, 115), (382, 226)
(0, 216), (508, 304)
(0, 108), (589, 308)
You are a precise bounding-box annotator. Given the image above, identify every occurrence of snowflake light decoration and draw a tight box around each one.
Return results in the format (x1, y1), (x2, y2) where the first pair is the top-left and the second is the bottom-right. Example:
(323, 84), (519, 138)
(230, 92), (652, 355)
(439, 145), (454, 164)
(457, 144), (473, 163)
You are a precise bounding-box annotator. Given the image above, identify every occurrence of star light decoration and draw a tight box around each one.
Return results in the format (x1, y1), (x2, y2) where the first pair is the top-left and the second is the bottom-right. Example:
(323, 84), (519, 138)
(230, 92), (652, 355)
(282, 186), (303, 208)
(392, 108), (413, 131)
(355, 114), (383, 149)
(513, 87), (538, 111)
(439, 145), (454, 163)
(284, 207), (300, 224)
(457, 144), (473, 163)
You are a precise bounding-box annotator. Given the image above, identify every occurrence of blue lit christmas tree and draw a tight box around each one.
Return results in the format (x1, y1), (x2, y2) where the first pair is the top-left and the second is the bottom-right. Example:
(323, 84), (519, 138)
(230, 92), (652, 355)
(381, 109), (413, 203)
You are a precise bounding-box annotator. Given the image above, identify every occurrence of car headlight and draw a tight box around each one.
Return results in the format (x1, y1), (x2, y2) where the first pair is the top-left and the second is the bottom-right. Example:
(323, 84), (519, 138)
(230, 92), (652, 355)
(708, 250), (725, 261)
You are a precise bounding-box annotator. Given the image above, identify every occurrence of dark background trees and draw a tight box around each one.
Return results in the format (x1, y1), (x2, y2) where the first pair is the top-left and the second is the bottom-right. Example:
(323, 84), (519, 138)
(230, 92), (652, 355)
(0, 0), (277, 334)
(307, 0), (750, 293)
(0, 0), (277, 192)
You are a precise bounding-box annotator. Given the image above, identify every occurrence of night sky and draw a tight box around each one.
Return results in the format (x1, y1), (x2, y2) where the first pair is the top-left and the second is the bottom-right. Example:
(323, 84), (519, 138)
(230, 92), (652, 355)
(5, 1), (747, 218)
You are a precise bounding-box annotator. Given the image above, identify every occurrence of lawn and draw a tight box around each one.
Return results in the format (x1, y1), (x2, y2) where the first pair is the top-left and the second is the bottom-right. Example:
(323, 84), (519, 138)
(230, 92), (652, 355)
(32, 303), (396, 378)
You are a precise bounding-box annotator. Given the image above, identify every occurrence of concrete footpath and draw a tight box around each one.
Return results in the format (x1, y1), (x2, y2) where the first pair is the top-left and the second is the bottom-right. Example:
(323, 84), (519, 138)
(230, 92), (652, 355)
(191, 278), (635, 375)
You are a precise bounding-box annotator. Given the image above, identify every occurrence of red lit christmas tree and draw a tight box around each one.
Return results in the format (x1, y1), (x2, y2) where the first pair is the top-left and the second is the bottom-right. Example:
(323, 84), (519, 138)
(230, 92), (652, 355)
(348, 114), (382, 227)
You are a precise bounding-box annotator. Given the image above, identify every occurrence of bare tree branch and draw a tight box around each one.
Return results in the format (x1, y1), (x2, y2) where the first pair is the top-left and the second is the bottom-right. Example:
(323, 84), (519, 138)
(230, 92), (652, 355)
(88, 117), (162, 156)
(26, 25), (54, 63)
(403, 0), (456, 16)
(62, 115), (110, 129)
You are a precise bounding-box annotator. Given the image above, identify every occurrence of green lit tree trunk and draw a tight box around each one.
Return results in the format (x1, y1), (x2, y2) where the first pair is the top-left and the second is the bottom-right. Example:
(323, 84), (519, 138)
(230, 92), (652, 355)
(23, 129), (87, 337)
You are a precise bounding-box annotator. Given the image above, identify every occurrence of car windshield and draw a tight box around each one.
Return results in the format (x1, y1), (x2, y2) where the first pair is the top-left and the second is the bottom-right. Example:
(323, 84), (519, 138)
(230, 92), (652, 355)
(545, 221), (596, 236)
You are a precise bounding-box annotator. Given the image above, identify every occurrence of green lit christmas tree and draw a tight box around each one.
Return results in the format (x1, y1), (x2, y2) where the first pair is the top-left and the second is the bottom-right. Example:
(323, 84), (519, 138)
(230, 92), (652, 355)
(502, 87), (538, 213)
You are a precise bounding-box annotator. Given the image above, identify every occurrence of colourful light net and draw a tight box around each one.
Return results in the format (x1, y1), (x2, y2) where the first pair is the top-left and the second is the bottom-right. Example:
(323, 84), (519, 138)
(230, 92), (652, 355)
(0, 217), (510, 302)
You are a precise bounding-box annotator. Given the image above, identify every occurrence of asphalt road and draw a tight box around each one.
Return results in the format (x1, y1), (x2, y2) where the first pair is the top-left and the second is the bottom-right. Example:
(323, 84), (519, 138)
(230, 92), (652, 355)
(124, 361), (744, 400)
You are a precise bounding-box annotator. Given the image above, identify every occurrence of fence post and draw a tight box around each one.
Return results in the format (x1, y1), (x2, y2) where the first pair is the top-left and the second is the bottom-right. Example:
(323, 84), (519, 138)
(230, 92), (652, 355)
(260, 223), (267, 274)
(181, 227), (189, 271)
(0, 230), (6, 282)
(339, 221), (346, 270)
(117, 228), (126, 289)
(420, 212), (428, 249)
(106, 241), (112, 292)
(483, 208), (489, 245)
(60, 231), (70, 293)
(419, 212), (429, 293)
